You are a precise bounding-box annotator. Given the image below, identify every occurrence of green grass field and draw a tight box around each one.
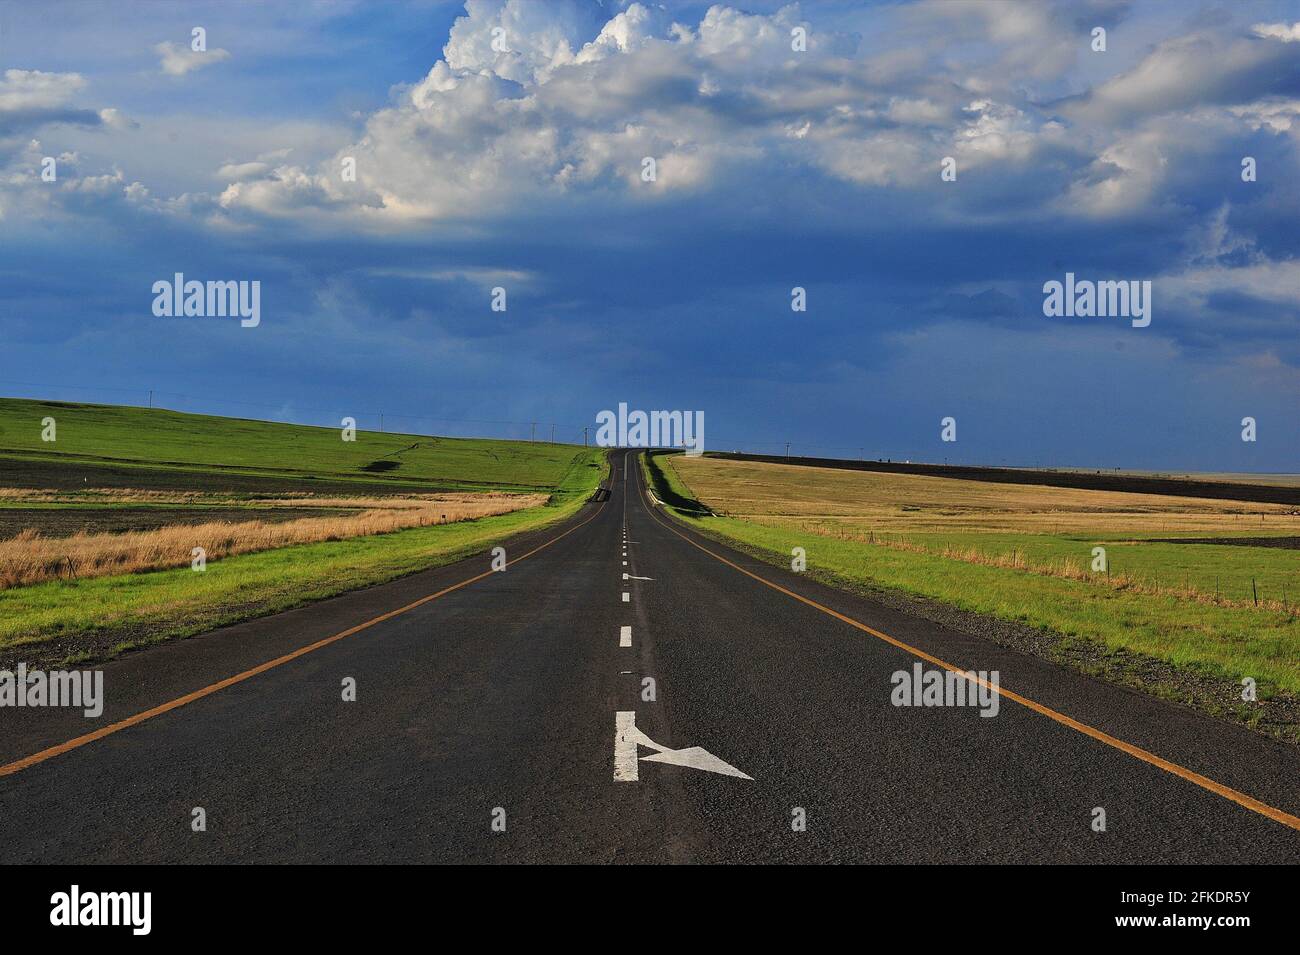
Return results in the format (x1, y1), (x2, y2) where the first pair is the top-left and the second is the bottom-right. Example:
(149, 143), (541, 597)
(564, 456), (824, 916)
(0, 397), (591, 493)
(894, 530), (1297, 607)
(645, 452), (1300, 720)
(0, 397), (608, 664)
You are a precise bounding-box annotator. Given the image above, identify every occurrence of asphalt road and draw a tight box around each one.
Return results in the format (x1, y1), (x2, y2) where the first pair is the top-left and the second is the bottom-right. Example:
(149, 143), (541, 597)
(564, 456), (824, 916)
(3, 449), (1300, 863)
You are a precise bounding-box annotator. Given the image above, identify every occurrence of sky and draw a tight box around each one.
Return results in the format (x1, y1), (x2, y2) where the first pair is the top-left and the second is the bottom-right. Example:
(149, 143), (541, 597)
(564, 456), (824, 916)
(1, 0), (1299, 471)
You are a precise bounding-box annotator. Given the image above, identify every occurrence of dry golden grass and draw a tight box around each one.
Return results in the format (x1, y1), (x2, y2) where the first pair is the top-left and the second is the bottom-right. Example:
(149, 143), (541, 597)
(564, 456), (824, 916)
(0, 492), (546, 589)
(669, 456), (1300, 612)
(671, 457), (1300, 537)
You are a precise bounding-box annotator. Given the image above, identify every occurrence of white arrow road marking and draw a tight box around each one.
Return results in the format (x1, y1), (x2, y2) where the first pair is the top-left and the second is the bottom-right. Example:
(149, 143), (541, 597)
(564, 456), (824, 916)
(640, 747), (753, 778)
(624, 574), (654, 581)
(620, 625), (632, 647)
(614, 711), (752, 782)
(613, 711), (643, 781)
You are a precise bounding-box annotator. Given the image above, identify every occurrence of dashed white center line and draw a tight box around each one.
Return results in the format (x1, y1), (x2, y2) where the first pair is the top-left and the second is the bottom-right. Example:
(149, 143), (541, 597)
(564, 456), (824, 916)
(622, 592), (630, 602)
(620, 625), (632, 647)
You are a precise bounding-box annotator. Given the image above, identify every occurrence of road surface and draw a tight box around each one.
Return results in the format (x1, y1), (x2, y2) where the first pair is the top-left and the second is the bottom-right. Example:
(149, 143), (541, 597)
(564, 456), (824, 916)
(2, 449), (1299, 863)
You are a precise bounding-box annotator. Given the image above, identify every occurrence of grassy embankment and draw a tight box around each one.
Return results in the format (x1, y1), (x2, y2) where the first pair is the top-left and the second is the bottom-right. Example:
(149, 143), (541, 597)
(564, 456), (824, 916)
(644, 451), (1300, 724)
(0, 399), (606, 663)
(0, 397), (585, 492)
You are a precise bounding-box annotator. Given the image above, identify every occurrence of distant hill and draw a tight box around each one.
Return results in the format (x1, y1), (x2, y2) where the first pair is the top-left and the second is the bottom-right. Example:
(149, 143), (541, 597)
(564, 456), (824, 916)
(0, 397), (602, 496)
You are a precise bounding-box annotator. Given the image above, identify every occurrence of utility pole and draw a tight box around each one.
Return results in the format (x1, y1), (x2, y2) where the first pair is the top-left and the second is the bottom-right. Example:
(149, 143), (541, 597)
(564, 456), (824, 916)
(380, 412), (384, 433)
(531, 422), (536, 443)
(148, 390), (153, 409)
(785, 442), (791, 461)
(550, 423), (555, 444)
(583, 427), (588, 447)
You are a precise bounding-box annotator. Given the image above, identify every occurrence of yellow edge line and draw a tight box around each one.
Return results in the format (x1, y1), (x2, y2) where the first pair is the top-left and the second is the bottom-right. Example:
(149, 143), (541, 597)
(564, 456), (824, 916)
(0, 495), (608, 779)
(635, 453), (1300, 834)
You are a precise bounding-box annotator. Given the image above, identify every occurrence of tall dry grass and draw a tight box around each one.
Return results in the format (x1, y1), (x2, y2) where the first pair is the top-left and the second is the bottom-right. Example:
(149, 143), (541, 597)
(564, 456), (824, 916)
(672, 455), (1300, 537)
(0, 493), (546, 589)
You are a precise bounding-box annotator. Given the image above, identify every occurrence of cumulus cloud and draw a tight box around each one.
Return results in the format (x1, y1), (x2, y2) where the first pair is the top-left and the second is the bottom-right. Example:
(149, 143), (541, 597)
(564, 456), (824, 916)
(0, 70), (142, 222)
(185, 0), (1300, 256)
(215, 149), (295, 182)
(907, 0), (1116, 85)
(574, 2), (663, 64)
(1061, 28), (1300, 124)
(12, 1), (1299, 310)
(97, 108), (137, 130)
(0, 70), (109, 145)
(442, 0), (607, 85)
(218, 165), (340, 215)
(216, 2), (882, 224)
(155, 40), (231, 76)
(4, 0), (1282, 266)
(0, 69), (86, 111)
(1253, 22), (1300, 43)
(216, 161), (271, 181)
